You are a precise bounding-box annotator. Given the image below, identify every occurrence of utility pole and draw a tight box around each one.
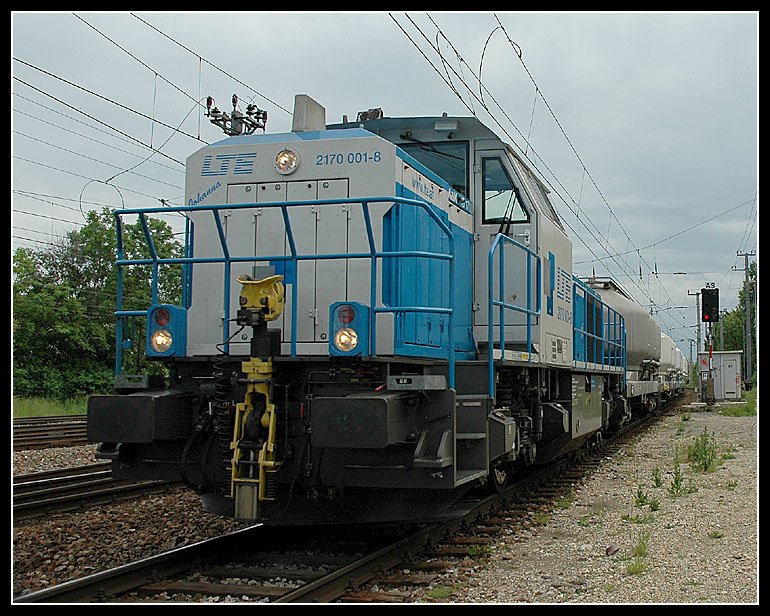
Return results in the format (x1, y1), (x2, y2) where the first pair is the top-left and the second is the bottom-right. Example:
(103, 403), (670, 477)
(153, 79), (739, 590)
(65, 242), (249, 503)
(734, 251), (756, 387)
(688, 290), (701, 353)
(719, 310), (726, 351)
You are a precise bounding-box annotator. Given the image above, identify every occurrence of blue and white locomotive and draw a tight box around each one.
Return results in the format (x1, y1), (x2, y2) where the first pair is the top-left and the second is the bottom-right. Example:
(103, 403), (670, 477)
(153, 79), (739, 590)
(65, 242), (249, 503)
(87, 94), (678, 524)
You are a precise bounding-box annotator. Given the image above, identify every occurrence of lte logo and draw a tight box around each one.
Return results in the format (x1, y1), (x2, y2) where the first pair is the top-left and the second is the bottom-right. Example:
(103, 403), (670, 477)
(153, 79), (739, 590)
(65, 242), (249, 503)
(201, 152), (257, 176)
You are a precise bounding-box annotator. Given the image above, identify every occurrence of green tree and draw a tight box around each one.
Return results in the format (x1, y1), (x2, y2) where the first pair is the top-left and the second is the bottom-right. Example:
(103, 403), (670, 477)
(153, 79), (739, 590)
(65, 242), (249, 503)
(12, 208), (184, 399)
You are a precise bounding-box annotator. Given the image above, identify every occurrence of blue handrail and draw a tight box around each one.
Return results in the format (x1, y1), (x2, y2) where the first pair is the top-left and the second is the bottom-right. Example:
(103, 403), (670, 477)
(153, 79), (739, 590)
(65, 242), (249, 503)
(572, 278), (627, 382)
(112, 195), (458, 388)
(486, 233), (542, 398)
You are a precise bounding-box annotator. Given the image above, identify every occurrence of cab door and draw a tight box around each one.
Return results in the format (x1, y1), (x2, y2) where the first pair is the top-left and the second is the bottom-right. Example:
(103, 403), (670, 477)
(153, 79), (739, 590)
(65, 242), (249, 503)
(472, 150), (538, 348)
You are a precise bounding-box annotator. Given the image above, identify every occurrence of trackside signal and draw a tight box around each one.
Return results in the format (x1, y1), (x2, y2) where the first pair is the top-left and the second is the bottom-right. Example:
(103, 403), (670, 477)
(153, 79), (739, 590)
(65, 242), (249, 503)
(701, 287), (719, 322)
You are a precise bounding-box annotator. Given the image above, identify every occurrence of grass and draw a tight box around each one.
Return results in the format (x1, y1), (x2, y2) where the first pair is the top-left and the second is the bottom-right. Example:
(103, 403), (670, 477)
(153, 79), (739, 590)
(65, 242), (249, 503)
(468, 544), (493, 557)
(427, 586), (454, 600)
(718, 388), (756, 417)
(13, 396), (89, 418)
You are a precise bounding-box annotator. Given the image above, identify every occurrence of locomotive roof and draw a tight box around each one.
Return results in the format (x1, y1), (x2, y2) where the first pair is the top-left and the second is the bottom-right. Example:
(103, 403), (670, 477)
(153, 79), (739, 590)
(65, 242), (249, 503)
(327, 114), (500, 142)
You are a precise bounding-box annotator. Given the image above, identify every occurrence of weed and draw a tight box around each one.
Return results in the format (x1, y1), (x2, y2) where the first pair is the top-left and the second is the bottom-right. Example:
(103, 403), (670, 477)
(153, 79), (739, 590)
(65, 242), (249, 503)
(668, 464), (697, 497)
(708, 530), (724, 539)
(578, 515), (593, 527)
(652, 467), (663, 488)
(626, 558), (648, 575)
(726, 480), (738, 491)
(631, 530), (650, 557)
(648, 497), (660, 512)
(687, 428), (720, 472)
(633, 485), (649, 508)
(554, 495), (574, 509)
(531, 511), (550, 526)
(622, 513), (654, 524)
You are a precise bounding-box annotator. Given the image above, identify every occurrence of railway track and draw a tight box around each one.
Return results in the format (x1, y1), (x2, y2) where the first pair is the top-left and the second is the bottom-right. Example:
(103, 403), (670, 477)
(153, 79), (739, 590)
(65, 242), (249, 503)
(13, 415), (89, 450)
(13, 462), (179, 520)
(15, 392), (692, 603)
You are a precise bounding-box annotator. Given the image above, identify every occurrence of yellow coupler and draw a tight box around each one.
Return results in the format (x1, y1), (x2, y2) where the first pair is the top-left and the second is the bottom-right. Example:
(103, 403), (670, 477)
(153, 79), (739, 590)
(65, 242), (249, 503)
(231, 274), (284, 520)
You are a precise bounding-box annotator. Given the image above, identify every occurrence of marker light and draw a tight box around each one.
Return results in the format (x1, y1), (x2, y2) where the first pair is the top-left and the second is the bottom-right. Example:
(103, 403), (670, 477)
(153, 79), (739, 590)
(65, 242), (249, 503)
(333, 327), (358, 353)
(150, 329), (173, 353)
(154, 307), (171, 326)
(275, 149), (299, 174)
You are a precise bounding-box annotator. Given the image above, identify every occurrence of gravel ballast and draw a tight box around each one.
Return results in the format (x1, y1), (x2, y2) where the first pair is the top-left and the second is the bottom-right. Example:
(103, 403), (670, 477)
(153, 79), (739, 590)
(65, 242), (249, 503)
(12, 402), (758, 603)
(413, 404), (758, 604)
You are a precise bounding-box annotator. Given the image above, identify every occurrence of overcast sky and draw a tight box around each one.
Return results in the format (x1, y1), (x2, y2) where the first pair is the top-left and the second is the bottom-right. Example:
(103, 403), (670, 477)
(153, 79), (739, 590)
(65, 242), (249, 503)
(11, 11), (758, 361)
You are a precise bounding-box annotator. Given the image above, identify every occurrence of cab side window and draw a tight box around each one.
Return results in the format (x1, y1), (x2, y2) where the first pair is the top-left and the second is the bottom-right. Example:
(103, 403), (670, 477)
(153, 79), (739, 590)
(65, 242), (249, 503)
(482, 157), (529, 224)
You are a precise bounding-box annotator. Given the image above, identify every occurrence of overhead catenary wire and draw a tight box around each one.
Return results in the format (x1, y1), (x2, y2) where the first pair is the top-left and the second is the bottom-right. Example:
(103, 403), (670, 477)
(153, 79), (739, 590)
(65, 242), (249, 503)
(13, 154), (184, 206)
(130, 13), (293, 117)
(12, 58), (207, 145)
(395, 14), (644, 290)
(573, 197), (757, 265)
(14, 189), (115, 214)
(73, 13), (205, 110)
(419, 12), (752, 334)
(12, 78), (185, 167)
(394, 12), (688, 332)
(13, 130), (182, 191)
(13, 104), (184, 175)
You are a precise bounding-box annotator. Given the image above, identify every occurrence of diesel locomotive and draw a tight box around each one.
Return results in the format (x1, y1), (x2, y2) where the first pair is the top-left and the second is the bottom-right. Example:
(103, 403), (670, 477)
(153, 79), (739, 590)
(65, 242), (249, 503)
(87, 94), (687, 524)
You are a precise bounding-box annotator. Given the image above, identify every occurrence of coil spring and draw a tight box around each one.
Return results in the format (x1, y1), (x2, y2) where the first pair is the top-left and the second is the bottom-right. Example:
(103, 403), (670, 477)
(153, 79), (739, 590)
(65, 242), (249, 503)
(264, 470), (278, 500)
(212, 358), (234, 483)
(495, 386), (513, 407)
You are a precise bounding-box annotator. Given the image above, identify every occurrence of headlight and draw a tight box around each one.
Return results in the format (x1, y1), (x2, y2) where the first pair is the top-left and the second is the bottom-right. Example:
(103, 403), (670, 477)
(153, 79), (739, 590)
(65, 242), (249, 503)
(275, 149), (299, 174)
(333, 327), (358, 353)
(150, 329), (173, 353)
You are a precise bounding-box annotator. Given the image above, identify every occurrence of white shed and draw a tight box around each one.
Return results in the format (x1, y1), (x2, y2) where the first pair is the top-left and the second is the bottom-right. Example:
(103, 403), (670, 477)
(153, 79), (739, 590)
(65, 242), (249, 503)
(697, 350), (743, 402)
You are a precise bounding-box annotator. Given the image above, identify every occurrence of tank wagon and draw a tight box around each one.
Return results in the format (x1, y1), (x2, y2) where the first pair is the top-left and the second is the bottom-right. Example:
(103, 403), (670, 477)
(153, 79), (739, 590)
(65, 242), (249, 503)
(88, 94), (678, 525)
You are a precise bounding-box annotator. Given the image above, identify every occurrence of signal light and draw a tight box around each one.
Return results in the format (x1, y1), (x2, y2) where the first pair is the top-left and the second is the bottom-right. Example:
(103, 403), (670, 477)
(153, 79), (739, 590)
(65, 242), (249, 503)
(701, 288), (719, 322)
